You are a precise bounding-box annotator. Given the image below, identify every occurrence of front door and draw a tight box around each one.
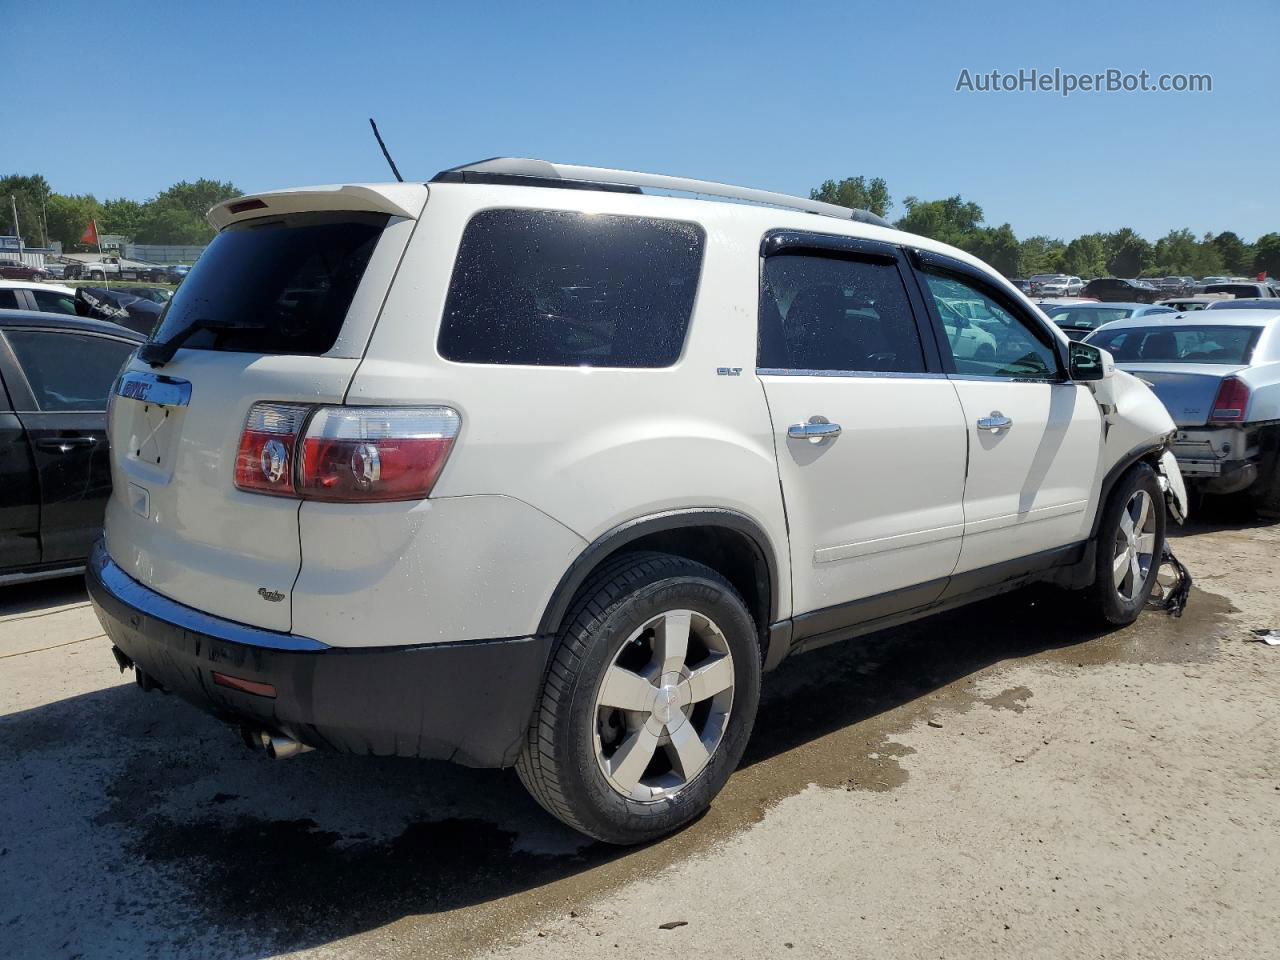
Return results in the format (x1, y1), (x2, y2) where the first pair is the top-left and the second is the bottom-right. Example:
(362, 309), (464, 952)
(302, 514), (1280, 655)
(756, 235), (969, 637)
(914, 261), (1103, 574)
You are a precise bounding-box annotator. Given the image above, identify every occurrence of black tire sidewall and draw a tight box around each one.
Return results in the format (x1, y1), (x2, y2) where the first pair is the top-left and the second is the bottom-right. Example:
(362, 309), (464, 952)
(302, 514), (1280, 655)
(555, 569), (761, 844)
(1094, 463), (1167, 624)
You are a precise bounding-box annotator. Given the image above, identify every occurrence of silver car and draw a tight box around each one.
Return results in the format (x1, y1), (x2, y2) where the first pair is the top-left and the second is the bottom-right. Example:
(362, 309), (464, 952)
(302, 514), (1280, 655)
(1086, 310), (1280, 513)
(1041, 302), (1178, 341)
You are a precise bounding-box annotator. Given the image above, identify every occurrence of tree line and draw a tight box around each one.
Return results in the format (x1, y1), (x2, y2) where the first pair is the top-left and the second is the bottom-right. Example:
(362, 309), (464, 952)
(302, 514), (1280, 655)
(1, 174), (241, 249)
(5, 168), (1277, 277)
(811, 176), (1280, 279)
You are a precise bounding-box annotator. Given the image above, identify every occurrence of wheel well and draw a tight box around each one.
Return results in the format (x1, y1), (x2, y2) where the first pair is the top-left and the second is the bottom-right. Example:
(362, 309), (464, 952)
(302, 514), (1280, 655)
(540, 517), (776, 643)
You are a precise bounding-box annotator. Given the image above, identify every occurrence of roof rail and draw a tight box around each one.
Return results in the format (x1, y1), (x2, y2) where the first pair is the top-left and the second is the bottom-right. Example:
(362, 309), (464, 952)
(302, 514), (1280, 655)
(430, 158), (892, 227)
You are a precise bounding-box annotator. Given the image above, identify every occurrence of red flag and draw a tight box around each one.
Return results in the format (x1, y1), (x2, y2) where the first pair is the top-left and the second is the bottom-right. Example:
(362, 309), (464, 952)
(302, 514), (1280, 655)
(79, 220), (98, 245)
(1260, 272), (1268, 282)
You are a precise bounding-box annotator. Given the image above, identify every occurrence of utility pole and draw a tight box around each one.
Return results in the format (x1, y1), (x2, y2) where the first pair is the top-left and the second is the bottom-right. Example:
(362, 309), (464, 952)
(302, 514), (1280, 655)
(8, 194), (19, 247)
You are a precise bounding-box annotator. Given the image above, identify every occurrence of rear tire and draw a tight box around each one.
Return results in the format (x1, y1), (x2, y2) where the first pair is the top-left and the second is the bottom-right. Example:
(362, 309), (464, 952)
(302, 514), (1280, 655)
(1248, 428), (1280, 519)
(1085, 462), (1167, 625)
(516, 552), (761, 845)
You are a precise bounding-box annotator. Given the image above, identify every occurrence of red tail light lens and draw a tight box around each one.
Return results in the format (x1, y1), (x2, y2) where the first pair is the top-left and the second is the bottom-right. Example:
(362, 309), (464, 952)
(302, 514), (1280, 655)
(234, 403), (311, 496)
(298, 406), (461, 502)
(1209, 377), (1249, 424)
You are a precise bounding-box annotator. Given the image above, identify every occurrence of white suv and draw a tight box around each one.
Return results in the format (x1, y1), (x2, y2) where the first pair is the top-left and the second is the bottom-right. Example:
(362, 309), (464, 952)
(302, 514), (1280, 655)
(87, 158), (1188, 844)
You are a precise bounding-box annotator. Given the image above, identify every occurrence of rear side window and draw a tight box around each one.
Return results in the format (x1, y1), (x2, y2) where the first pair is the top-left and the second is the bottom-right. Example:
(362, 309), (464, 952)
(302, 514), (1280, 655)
(149, 210), (388, 355)
(31, 289), (77, 315)
(0, 289), (20, 310)
(6, 331), (137, 411)
(758, 251), (927, 373)
(438, 209), (704, 367)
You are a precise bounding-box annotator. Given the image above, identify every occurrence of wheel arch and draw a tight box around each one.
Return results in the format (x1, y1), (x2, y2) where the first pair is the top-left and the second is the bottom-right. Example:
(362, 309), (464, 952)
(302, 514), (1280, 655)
(538, 508), (780, 652)
(1089, 440), (1168, 541)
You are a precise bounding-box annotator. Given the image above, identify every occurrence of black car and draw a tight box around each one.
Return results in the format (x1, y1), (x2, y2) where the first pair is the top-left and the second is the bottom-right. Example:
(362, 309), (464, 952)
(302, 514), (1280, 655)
(73, 287), (164, 336)
(1080, 277), (1160, 304)
(0, 310), (144, 583)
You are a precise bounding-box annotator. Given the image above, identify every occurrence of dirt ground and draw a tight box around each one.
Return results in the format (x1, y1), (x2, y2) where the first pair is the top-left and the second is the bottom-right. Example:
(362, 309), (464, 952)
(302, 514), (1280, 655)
(1, 508), (1277, 960)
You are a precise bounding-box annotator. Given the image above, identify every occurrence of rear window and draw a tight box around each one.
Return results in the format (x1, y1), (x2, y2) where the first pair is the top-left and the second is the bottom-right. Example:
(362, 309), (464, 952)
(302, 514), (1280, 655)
(1047, 307), (1133, 330)
(149, 210), (387, 355)
(1203, 284), (1262, 298)
(438, 209), (704, 367)
(1089, 325), (1261, 364)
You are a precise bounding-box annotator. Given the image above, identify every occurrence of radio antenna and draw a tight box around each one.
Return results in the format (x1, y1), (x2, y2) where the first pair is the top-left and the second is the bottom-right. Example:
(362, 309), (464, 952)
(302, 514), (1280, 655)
(368, 118), (404, 182)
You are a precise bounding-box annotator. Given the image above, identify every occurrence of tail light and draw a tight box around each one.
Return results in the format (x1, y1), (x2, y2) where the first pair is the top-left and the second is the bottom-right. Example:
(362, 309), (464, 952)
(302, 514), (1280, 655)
(234, 402), (460, 501)
(298, 407), (460, 502)
(235, 403), (311, 496)
(1209, 377), (1249, 424)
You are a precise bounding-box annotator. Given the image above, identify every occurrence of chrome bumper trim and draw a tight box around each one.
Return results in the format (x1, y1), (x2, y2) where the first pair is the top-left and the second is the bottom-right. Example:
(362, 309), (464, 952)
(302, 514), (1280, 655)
(88, 541), (328, 652)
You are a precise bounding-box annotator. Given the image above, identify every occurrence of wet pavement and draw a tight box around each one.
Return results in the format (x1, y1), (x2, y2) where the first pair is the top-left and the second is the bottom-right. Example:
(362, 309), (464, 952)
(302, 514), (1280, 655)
(1, 507), (1276, 959)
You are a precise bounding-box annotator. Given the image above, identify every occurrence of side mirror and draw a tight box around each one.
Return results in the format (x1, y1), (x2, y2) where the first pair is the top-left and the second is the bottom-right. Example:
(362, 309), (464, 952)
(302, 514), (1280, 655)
(1069, 341), (1115, 382)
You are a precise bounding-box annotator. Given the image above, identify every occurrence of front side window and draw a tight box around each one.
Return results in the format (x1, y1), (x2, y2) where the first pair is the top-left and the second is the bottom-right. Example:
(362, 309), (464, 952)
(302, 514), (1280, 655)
(439, 209), (704, 367)
(5, 331), (136, 411)
(31, 289), (77, 315)
(923, 271), (1060, 379)
(759, 251), (926, 373)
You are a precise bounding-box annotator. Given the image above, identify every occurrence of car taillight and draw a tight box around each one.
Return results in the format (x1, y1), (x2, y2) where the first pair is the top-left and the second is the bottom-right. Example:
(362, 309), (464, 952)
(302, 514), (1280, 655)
(1209, 377), (1249, 424)
(234, 402), (312, 496)
(298, 406), (460, 502)
(234, 402), (460, 502)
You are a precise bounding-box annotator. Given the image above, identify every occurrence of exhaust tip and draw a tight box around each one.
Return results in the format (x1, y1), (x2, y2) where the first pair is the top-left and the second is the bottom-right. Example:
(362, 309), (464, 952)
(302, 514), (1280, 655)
(240, 726), (313, 760)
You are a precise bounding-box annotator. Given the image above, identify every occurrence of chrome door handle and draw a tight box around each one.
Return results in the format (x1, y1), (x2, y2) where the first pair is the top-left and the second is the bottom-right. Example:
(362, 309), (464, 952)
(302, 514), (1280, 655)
(976, 412), (1013, 434)
(788, 416), (842, 443)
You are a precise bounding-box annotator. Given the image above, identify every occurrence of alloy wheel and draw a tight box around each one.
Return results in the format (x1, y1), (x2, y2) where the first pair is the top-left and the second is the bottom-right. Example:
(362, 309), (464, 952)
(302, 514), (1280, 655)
(593, 609), (735, 802)
(1112, 489), (1157, 603)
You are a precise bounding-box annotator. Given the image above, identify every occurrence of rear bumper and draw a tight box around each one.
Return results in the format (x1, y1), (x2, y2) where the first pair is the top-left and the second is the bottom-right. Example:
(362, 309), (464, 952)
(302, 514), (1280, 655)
(86, 540), (553, 767)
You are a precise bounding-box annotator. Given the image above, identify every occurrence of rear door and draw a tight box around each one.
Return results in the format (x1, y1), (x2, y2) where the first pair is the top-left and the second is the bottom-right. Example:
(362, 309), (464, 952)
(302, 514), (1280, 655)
(757, 233), (969, 633)
(104, 189), (425, 631)
(0, 327), (139, 563)
(912, 253), (1102, 573)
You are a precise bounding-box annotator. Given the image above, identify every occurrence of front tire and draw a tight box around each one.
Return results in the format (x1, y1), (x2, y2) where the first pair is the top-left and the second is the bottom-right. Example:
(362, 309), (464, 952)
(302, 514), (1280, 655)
(1086, 462), (1167, 625)
(516, 552), (762, 844)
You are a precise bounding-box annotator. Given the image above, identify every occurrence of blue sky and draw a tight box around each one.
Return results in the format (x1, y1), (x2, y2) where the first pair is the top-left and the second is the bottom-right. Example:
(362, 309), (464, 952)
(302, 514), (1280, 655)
(6, 0), (1277, 241)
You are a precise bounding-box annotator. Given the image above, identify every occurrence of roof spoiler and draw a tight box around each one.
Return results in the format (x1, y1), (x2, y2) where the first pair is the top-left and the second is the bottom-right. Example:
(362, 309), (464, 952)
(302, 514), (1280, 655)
(206, 183), (428, 230)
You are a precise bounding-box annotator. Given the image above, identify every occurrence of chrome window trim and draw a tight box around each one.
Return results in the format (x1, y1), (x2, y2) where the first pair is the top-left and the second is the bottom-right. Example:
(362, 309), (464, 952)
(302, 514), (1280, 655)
(945, 373), (1074, 386)
(89, 542), (328, 652)
(756, 368), (948, 380)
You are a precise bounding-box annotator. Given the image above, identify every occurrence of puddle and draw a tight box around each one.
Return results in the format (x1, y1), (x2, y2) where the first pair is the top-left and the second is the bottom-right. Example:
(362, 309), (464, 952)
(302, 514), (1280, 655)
(40, 582), (1240, 957)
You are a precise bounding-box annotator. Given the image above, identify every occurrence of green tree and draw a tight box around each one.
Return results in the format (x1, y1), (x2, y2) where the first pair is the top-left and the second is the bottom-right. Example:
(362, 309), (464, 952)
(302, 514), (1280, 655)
(100, 197), (146, 240)
(1019, 235), (1066, 276)
(1255, 233), (1280, 278)
(1103, 228), (1151, 277)
(895, 195), (984, 248)
(1060, 233), (1108, 278)
(153, 179), (242, 220)
(0, 173), (53, 246)
(810, 176), (891, 218)
(44, 193), (103, 250)
(1212, 231), (1253, 275)
(965, 223), (1021, 276)
(133, 204), (214, 245)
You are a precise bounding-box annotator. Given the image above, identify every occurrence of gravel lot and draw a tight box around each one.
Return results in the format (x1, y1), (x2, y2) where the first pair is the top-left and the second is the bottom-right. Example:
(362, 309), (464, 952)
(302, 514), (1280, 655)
(2, 509), (1277, 960)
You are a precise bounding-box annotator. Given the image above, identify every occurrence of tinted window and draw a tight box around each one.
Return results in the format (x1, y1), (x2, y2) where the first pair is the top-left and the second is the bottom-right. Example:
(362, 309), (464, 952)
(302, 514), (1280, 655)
(6, 331), (136, 411)
(439, 210), (703, 368)
(30, 289), (77, 315)
(923, 271), (1059, 378)
(150, 210), (387, 356)
(1047, 307), (1133, 331)
(759, 252), (926, 373)
(0, 289), (20, 309)
(1203, 284), (1265, 298)
(1089, 325), (1260, 364)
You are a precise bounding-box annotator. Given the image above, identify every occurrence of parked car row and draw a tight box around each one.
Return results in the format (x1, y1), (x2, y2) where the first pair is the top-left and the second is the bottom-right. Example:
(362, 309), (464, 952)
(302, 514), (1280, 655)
(1082, 309), (1280, 515)
(0, 279), (166, 335)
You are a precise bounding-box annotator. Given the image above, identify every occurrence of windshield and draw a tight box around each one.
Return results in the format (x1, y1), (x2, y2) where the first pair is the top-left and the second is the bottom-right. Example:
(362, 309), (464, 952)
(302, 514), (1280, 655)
(1046, 307), (1133, 330)
(149, 210), (387, 355)
(1089, 325), (1261, 364)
